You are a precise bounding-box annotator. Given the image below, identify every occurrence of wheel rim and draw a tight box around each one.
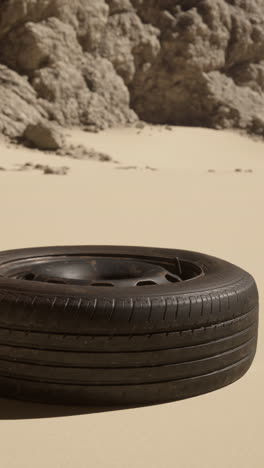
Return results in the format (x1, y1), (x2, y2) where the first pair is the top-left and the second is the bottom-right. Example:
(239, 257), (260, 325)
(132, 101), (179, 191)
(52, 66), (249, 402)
(0, 255), (204, 287)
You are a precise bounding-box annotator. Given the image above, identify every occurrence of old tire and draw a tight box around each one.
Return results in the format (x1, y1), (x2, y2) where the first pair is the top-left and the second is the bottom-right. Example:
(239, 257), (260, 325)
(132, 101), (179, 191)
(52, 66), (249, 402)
(0, 245), (258, 405)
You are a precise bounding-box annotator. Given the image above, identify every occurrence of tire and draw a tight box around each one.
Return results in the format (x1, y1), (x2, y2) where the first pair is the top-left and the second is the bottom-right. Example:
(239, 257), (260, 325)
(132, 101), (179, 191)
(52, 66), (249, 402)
(0, 245), (258, 406)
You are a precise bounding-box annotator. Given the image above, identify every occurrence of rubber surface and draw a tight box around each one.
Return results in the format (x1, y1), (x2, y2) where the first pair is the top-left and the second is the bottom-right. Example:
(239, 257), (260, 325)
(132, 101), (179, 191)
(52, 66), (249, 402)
(0, 246), (259, 405)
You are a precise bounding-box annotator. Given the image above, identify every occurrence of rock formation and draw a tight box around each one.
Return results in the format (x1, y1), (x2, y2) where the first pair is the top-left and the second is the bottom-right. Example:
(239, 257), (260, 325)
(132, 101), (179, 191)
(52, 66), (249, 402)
(0, 0), (264, 145)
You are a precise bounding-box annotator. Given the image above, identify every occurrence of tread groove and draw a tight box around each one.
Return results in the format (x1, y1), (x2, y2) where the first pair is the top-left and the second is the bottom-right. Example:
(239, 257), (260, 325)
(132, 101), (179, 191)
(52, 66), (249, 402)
(0, 335), (255, 369)
(0, 353), (254, 388)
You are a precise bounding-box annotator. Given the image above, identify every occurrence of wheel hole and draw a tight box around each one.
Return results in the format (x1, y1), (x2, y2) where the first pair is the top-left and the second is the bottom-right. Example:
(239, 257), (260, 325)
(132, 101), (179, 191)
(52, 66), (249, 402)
(21, 273), (35, 281)
(136, 280), (157, 286)
(165, 274), (179, 283)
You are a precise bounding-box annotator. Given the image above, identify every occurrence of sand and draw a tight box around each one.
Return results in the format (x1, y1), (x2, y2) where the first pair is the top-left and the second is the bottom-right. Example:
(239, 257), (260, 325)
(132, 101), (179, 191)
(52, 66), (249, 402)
(0, 125), (263, 468)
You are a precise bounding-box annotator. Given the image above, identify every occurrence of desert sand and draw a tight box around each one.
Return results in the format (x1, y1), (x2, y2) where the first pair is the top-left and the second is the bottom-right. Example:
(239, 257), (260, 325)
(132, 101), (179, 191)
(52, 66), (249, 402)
(0, 125), (263, 468)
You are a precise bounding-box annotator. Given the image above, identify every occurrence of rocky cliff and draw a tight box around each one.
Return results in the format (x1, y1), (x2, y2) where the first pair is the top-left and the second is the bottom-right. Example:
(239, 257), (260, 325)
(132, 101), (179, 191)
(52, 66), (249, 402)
(0, 0), (264, 141)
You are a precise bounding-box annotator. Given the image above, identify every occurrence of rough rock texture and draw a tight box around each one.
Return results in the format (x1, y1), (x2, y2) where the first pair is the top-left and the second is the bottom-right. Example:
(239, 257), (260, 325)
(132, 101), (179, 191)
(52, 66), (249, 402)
(0, 65), (46, 138)
(0, 0), (137, 140)
(0, 0), (264, 143)
(23, 122), (65, 150)
(32, 55), (134, 128)
(100, 3), (160, 85)
(129, 0), (264, 133)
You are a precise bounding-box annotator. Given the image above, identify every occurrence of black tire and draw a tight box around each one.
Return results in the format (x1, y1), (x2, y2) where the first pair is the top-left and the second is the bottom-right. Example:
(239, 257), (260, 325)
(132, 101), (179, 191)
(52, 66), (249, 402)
(0, 245), (258, 406)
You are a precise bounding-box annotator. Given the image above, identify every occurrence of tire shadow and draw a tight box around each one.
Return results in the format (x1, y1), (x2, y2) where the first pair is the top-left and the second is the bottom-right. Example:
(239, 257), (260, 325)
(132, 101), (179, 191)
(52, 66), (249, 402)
(0, 397), (143, 420)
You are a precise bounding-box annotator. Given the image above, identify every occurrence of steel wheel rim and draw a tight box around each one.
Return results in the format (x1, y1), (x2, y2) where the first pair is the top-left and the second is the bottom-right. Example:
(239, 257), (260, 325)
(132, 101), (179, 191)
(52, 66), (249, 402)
(0, 254), (204, 287)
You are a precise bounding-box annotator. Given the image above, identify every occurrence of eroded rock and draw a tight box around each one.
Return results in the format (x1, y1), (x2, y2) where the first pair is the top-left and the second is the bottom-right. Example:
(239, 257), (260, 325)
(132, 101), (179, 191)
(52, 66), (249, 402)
(43, 165), (69, 175)
(0, 0), (264, 140)
(16, 161), (69, 175)
(0, 65), (46, 138)
(129, 0), (264, 135)
(0, 18), (83, 73)
(56, 144), (114, 162)
(23, 122), (65, 150)
(100, 7), (160, 84)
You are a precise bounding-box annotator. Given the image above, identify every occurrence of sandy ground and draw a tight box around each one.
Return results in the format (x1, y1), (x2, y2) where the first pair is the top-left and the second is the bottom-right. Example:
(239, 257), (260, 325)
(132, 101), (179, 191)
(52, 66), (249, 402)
(0, 125), (263, 468)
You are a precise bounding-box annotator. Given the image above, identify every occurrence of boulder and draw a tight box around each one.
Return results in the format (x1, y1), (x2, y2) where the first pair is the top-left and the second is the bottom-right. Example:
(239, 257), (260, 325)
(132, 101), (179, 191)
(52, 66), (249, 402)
(23, 122), (65, 150)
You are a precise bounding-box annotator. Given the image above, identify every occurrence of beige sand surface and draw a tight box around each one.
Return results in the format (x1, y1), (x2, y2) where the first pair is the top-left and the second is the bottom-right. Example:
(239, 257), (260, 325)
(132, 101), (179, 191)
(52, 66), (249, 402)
(0, 126), (263, 468)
